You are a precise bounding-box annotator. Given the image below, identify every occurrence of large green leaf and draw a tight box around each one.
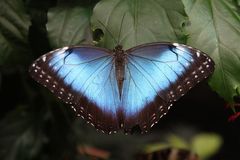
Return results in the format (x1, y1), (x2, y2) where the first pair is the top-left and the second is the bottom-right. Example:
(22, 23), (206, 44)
(91, 0), (188, 50)
(0, 0), (31, 65)
(47, 6), (92, 48)
(183, 0), (240, 102)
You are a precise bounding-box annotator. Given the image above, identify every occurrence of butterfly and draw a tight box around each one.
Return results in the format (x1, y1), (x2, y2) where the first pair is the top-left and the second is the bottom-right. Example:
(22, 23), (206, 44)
(29, 42), (214, 134)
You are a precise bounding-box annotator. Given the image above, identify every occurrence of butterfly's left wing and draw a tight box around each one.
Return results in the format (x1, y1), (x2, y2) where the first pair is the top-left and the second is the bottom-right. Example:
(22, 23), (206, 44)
(121, 42), (214, 132)
(29, 46), (121, 133)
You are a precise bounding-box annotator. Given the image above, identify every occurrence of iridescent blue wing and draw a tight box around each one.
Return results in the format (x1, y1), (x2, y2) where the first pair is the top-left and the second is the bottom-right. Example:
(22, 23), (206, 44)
(29, 46), (121, 133)
(122, 42), (214, 132)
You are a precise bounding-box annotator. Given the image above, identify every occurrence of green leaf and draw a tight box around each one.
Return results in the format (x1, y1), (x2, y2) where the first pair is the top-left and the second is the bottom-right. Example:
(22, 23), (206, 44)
(235, 0), (240, 6)
(143, 143), (169, 153)
(167, 135), (189, 149)
(91, 0), (188, 50)
(0, 0), (31, 65)
(191, 133), (222, 159)
(183, 0), (240, 102)
(47, 6), (92, 48)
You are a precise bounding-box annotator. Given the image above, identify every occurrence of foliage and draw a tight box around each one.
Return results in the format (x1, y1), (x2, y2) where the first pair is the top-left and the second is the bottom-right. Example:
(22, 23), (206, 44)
(183, 0), (240, 102)
(191, 133), (222, 159)
(47, 5), (92, 48)
(0, 0), (239, 159)
(91, 0), (188, 49)
(0, 0), (31, 65)
(143, 133), (222, 160)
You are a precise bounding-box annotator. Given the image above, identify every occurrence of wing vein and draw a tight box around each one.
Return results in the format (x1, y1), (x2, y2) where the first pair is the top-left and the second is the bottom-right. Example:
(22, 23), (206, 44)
(78, 57), (113, 95)
(126, 63), (159, 116)
(128, 55), (165, 100)
(81, 58), (115, 118)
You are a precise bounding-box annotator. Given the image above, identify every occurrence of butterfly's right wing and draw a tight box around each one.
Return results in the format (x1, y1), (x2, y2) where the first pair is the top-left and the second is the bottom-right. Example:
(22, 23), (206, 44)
(121, 42), (214, 132)
(29, 46), (121, 133)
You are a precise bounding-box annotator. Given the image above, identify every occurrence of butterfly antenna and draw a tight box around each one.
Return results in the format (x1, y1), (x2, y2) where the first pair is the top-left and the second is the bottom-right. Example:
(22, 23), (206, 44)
(117, 12), (127, 45)
(97, 20), (118, 46)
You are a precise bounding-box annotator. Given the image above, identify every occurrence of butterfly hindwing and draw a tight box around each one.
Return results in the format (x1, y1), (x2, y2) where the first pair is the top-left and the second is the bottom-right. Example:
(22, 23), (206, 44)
(122, 43), (214, 132)
(29, 46), (121, 133)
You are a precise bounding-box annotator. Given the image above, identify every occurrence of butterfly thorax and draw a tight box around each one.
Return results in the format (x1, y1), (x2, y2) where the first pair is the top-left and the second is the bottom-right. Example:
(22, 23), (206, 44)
(113, 45), (126, 99)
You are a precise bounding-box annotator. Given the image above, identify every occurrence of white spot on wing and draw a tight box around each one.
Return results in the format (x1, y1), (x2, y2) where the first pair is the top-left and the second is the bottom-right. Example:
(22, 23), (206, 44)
(58, 46), (69, 54)
(42, 56), (46, 62)
(63, 46), (69, 50)
(159, 105), (163, 110)
(173, 43), (180, 47)
(196, 51), (201, 57)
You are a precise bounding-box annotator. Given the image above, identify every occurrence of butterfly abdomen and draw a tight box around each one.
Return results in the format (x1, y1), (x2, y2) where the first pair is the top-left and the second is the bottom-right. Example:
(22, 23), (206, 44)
(114, 45), (126, 99)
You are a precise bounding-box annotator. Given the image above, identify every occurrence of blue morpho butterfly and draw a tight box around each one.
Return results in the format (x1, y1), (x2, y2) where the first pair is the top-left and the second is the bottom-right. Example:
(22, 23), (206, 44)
(29, 27), (214, 134)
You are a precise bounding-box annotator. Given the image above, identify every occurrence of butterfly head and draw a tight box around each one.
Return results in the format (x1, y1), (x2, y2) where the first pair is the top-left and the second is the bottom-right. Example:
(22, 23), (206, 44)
(113, 45), (126, 61)
(113, 45), (124, 53)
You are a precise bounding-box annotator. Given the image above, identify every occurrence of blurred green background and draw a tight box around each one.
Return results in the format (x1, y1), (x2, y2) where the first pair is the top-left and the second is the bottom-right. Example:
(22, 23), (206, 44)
(0, 0), (240, 160)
